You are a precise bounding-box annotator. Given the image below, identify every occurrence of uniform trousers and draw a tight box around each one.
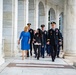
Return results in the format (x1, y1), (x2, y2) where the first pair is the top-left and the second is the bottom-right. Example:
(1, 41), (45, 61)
(57, 45), (60, 57)
(51, 44), (58, 61)
(27, 42), (32, 57)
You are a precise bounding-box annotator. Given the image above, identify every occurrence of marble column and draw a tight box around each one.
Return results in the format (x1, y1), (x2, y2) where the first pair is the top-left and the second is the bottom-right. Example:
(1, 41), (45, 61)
(11, 0), (18, 56)
(0, 0), (5, 65)
(63, 0), (67, 53)
(34, 0), (38, 29)
(56, 5), (59, 29)
(64, 0), (76, 56)
(45, 0), (48, 30)
(24, 0), (29, 26)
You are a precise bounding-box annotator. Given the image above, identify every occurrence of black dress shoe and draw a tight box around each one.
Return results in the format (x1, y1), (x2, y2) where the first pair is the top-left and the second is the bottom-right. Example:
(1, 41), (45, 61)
(42, 56), (44, 58)
(37, 57), (39, 60)
(35, 56), (37, 58)
(30, 54), (32, 56)
(52, 58), (55, 62)
(52, 59), (55, 62)
(27, 55), (29, 57)
(57, 56), (60, 58)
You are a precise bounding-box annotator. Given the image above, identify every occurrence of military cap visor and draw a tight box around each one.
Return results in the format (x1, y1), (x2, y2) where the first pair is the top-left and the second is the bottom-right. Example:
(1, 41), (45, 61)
(41, 24), (45, 27)
(51, 22), (56, 24)
(27, 23), (31, 25)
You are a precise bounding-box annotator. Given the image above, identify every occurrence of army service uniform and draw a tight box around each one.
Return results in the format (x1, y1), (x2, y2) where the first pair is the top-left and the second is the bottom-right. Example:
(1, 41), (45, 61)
(27, 23), (34, 57)
(48, 28), (61, 61)
(41, 30), (47, 58)
(40, 25), (47, 58)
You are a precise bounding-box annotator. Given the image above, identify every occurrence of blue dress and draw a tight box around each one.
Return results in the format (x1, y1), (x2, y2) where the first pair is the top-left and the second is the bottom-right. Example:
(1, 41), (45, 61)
(19, 31), (30, 50)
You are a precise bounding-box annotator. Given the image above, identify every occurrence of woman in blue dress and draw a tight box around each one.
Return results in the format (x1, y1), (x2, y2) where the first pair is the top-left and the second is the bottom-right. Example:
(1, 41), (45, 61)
(18, 26), (30, 60)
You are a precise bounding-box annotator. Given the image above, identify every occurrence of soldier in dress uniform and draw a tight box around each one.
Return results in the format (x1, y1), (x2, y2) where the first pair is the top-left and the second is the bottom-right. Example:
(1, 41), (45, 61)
(47, 22), (61, 62)
(27, 23), (34, 57)
(41, 24), (47, 58)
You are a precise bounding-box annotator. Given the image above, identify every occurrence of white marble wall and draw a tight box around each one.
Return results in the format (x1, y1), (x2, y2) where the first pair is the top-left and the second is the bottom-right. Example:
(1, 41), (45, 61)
(18, 0), (24, 37)
(3, 0), (12, 56)
(64, 0), (76, 56)
(38, 2), (45, 28)
(12, 0), (18, 56)
(0, 0), (5, 66)
(34, 0), (38, 29)
(3, 0), (18, 56)
(45, 0), (48, 30)
(29, 0), (35, 29)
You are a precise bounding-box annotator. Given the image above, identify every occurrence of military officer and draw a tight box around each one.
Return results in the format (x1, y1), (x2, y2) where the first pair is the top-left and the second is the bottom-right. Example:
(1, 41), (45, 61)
(41, 24), (47, 58)
(48, 22), (61, 62)
(27, 23), (34, 57)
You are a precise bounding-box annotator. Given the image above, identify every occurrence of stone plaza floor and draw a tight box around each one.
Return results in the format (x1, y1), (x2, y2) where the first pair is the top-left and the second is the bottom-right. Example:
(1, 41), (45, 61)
(0, 55), (76, 75)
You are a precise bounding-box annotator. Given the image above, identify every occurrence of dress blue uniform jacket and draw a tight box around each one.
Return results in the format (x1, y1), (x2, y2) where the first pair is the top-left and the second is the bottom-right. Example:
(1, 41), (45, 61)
(48, 28), (61, 45)
(41, 30), (47, 46)
(29, 29), (34, 43)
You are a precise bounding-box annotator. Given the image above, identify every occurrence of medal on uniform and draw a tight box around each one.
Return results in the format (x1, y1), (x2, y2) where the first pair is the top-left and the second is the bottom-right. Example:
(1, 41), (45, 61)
(56, 30), (58, 32)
